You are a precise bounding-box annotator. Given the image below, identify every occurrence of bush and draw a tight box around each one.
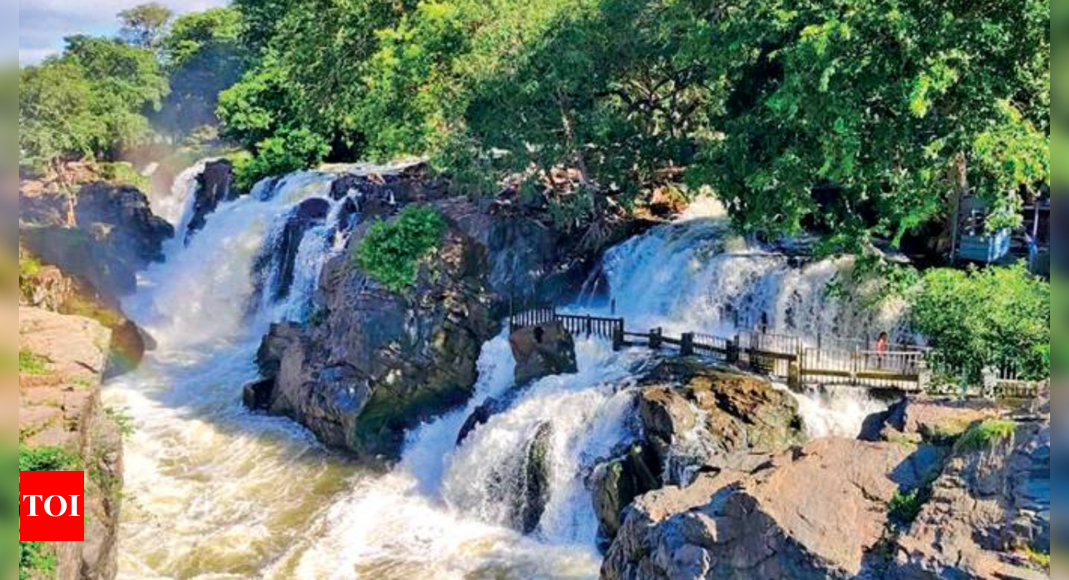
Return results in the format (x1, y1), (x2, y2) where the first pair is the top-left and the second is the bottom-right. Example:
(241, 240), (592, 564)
(911, 264), (1050, 382)
(20, 541), (56, 580)
(955, 419), (1017, 452)
(354, 206), (448, 294)
(231, 127), (329, 193)
(888, 489), (928, 527)
(19, 445), (81, 472)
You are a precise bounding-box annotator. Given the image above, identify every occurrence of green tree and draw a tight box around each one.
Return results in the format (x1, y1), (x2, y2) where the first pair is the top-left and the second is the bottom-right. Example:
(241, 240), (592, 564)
(911, 264), (1050, 381)
(118, 2), (174, 49)
(157, 8), (248, 140)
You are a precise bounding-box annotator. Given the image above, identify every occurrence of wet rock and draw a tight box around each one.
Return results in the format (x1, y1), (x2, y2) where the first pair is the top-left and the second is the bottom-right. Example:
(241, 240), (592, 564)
(242, 378), (276, 411)
(636, 359), (806, 477)
(509, 321), (578, 385)
(257, 322), (304, 378)
(263, 198), (332, 302)
(185, 159), (235, 241)
(518, 422), (554, 534)
(591, 444), (662, 545)
(456, 397), (510, 446)
(603, 438), (917, 580)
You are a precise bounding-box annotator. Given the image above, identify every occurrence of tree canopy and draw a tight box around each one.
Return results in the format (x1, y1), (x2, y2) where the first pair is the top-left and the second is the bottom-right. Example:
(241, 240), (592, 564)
(118, 2), (174, 49)
(217, 0), (1048, 246)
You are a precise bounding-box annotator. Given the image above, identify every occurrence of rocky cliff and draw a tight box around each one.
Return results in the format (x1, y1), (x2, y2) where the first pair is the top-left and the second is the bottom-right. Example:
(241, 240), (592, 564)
(19, 307), (124, 580)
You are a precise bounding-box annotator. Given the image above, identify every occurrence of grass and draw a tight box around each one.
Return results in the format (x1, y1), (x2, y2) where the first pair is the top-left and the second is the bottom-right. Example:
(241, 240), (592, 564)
(955, 419), (1018, 452)
(105, 407), (136, 438)
(1022, 545), (1050, 569)
(19, 350), (51, 376)
(925, 419), (972, 445)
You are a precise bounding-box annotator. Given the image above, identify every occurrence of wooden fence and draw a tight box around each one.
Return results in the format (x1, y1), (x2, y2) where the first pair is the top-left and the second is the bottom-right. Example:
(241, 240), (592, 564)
(508, 309), (1044, 398)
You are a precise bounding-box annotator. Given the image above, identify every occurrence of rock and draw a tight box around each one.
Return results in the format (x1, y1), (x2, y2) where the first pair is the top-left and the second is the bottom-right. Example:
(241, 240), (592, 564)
(592, 444), (662, 545)
(19, 306), (123, 580)
(871, 396), (1004, 445)
(637, 360), (806, 481)
(509, 321), (578, 385)
(242, 378), (276, 411)
(255, 198), (333, 303)
(892, 417), (1051, 580)
(185, 159), (235, 241)
(518, 422), (554, 534)
(256, 208), (499, 461)
(20, 264), (74, 311)
(456, 397), (510, 446)
(21, 182), (173, 302)
(603, 438), (918, 580)
(75, 182), (174, 264)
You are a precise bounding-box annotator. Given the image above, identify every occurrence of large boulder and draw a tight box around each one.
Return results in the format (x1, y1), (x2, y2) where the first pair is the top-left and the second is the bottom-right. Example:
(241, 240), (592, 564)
(184, 159), (235, 241)
(863, 396), (1004, 444)
(250, 205), (498, 461)
(509, 321), (578, 385)
(637, 360), (806, 481)
(74, 182), (174, 264)
(603, 438), (932, 580)
(592, 359), (806, 549)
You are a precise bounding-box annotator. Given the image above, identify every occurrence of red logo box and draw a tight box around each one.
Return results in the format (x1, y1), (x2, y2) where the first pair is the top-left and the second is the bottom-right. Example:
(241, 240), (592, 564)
(20, 471), (85, 542)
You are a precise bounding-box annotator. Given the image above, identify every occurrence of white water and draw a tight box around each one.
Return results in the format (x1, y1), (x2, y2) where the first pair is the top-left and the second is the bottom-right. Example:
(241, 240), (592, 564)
(107, 175), (892, 580)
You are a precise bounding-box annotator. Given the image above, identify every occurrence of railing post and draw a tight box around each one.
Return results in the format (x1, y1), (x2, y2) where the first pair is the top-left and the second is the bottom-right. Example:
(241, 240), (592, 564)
(681, 332), (695, 356)
(612, 323), (624, 352)
(727, 336), (740, 365)
(649, 328), (663, 350)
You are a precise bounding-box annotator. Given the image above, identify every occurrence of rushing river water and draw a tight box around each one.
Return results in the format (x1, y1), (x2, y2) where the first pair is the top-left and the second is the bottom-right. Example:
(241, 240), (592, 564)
(106, 168), (893, 580)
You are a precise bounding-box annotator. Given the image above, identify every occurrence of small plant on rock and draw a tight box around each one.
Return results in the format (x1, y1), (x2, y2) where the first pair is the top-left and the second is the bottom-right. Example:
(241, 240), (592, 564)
(955, 419), (1017, 452)
(18, 350), (51, 376)
(888, 489), (928, 527)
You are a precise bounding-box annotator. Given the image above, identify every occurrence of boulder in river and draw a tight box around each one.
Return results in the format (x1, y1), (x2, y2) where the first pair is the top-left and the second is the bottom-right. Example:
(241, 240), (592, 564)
(509, 321), (578, 385)
(185, 159), (235, 242)
(517, 422), (554, 534)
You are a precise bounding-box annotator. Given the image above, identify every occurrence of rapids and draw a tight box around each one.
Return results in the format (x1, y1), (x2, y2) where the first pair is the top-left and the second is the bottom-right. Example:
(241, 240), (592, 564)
(105, 168), (893, 580)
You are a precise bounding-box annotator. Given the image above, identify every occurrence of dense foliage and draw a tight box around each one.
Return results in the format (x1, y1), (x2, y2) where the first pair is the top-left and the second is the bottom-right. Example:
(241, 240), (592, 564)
(19, 36), (168, 169)
(910, 264), (1050, 381)
(354, 206), (448, 293)
(156, 8), (248, 140)
(219, 0), (1048, 246)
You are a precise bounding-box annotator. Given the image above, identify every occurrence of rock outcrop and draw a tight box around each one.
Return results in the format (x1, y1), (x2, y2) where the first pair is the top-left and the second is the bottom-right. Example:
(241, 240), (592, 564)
(246, 166), (622, 463)
(19, 307), (124, 580)
(249, 203), (498, 461)
(21, 182), (173, 301)
(592, 359), (806, 547)
(602, 438), (930, 580)
(892, 417), (1051, 580)
(184, 159), (235, 242)
(509, 321), (578, 385)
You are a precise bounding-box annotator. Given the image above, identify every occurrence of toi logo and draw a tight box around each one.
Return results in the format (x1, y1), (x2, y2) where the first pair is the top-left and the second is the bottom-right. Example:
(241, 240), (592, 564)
(20, 471), (85, 542)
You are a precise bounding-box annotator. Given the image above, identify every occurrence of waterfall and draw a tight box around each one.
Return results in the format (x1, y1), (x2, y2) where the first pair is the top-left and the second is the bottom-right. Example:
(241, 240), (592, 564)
(107, 173), (895, 580)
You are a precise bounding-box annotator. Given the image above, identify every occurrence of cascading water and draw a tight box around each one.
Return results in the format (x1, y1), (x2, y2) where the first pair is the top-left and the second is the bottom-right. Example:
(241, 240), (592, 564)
(107, 169), (895, 580)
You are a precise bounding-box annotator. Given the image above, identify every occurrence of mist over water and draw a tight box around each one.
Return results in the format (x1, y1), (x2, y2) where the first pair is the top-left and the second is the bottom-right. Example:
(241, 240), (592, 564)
(107, 176), (890, 579)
